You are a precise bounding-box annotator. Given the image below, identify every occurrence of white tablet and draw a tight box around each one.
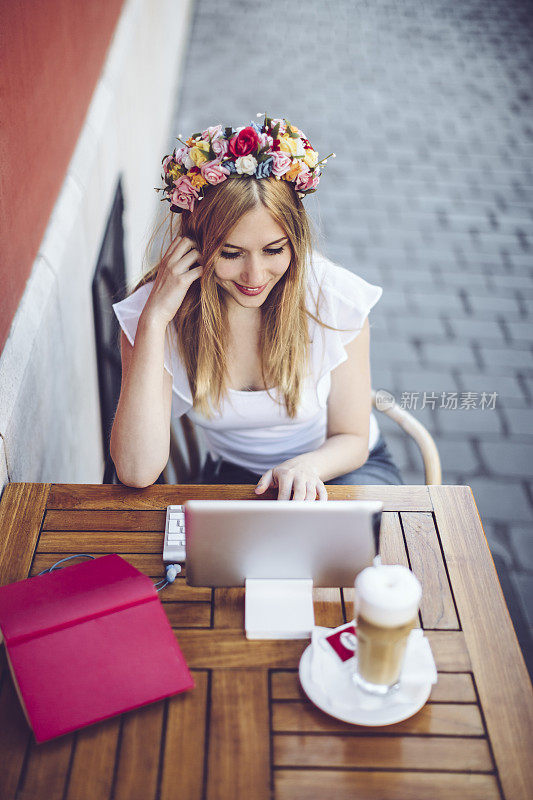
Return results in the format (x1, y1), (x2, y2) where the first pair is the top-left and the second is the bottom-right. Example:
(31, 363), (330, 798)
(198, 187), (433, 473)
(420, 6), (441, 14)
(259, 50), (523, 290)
(184, 499), (383, 587)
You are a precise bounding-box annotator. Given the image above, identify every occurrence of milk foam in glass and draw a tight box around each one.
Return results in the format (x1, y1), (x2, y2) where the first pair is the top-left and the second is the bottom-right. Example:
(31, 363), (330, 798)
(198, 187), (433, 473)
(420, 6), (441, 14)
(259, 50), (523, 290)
(353, 564), (422, 695)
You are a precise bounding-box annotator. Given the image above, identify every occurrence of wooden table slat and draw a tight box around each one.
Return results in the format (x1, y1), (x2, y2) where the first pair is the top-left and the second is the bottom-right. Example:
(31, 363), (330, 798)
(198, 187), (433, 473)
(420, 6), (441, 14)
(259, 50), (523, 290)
(379, 511), (410, 567)
(273, 733), (494, 771)
(16, 730), (74, 800)
(213, 587), (244, 629)
(274, 770), (501, 800)
(37, 530), (165, 553)
(430, 485), (533, 800)
(157, 579), (210, 602)
(206, 670), (270, 800)
(313, 587), (344, 628)
(272, 699), (485, 736)
(30, 553), (176, 578)
(424, 630), (472, 671)
(430, 670), (477, 702)
(29, 555), (207, 600)
(174, 629), (470, 671)
(65, 716), (121, 800)
(164, 601), (211, 628)
(271, 669), (477, 703)
(0, 656), (32, 798)
(0, 483), (50, 585)
(43, 510), (166, 531)
(401, 511), (460, 630)
(160, 671), (208, 800)
(112, 701), (165, 800)
(177, 630), (307, 669)
(45, 483), (433, 511)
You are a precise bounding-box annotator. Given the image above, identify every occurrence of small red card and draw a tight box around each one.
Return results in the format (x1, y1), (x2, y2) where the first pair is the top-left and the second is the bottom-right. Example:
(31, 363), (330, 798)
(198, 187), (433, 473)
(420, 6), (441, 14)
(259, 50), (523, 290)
(324, 623), (357, 663)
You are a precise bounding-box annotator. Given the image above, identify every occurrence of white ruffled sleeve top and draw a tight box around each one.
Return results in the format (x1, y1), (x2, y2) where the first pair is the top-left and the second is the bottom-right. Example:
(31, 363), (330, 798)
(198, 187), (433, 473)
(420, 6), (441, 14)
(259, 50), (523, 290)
(112, 250), (383, 475)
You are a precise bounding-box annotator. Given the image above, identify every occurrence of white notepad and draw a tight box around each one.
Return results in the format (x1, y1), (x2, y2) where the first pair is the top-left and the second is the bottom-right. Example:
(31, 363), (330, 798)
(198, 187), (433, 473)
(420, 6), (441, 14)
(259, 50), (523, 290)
(244, 578), (315, 640)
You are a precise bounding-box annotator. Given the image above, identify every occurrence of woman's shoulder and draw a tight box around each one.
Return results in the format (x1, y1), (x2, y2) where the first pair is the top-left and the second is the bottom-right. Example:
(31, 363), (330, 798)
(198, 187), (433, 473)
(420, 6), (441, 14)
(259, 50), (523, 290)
(307, 249), (383, 339)
(112, 279), (155, 320)
(111, 279), (156, 355)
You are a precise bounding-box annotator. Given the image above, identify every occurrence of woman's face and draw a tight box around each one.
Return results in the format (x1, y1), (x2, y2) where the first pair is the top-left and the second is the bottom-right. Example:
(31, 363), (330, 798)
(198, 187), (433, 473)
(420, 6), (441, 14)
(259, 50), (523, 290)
(213, 205), (292, 310)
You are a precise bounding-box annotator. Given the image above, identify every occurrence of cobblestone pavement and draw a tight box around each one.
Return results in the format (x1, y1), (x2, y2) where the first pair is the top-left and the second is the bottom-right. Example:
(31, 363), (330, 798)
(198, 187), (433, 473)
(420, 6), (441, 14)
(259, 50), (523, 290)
(168, 0), (533, 672)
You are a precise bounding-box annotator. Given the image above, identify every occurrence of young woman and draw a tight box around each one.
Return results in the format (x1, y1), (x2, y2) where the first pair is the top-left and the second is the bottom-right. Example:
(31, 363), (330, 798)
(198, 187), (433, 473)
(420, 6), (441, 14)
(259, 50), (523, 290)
(110, 115), (403, 498)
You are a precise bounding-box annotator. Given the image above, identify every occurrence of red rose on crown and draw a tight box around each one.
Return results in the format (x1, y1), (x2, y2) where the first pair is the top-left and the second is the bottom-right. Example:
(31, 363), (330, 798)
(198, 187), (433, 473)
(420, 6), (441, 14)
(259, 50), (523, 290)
(228, 126), (260, 157)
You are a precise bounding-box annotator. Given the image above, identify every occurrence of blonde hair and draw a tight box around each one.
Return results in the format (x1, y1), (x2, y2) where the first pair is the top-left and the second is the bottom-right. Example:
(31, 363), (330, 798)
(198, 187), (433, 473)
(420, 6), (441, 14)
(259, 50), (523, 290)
(132, 174), (334, 418)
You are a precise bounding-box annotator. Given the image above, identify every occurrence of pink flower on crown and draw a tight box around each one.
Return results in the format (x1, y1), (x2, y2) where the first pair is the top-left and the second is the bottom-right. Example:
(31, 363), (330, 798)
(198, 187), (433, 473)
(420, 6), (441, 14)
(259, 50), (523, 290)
(200, 159), (231, 185)
(174, 146), (190, 166)
(258, 132), (274, 150)
(212, 137), (229, 158)
(171, 176), (200, 211)
(270, 118), (287, 135)
(294, 162), (310, 179)
(201, 124), (223, 141)
(270, 150), (292, 178)
(162, 155), (174, 173)
(294, 169), (320, 192)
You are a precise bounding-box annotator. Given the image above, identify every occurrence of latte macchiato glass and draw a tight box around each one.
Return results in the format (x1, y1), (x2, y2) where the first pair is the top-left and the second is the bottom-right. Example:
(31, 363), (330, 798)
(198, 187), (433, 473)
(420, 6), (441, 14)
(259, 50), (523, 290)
(353, 565), (422, 695)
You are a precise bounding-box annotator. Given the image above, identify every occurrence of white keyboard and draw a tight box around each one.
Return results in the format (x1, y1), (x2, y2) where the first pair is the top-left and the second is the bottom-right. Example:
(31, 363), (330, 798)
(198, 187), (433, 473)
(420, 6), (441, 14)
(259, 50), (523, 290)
(163, 505), (186, 562)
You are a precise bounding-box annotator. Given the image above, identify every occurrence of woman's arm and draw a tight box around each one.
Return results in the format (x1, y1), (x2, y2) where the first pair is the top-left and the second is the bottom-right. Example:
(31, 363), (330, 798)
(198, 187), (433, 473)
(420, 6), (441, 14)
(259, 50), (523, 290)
(110, 235), (204, 487)
(255, 316), (372, 499)
(109, 320), (174, 487)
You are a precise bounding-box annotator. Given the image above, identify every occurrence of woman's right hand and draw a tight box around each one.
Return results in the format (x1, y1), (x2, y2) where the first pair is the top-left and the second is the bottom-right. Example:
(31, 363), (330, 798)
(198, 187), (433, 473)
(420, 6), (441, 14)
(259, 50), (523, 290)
(141, 235), (204, 328)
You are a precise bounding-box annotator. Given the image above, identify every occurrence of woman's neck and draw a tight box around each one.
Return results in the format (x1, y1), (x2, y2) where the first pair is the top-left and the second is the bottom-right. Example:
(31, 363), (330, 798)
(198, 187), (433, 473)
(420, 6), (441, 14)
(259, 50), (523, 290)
(226, 298), (262, 329)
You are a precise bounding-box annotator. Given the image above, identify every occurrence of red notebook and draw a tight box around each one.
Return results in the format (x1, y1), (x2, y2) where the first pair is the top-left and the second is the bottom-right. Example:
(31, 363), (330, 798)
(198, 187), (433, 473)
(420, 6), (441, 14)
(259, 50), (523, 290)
(0, 554), (194, 743)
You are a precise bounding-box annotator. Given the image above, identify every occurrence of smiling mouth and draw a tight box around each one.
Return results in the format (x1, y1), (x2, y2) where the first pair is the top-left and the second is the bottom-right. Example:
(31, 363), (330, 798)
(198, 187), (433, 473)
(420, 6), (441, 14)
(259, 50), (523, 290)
(233, 281), (268, 296)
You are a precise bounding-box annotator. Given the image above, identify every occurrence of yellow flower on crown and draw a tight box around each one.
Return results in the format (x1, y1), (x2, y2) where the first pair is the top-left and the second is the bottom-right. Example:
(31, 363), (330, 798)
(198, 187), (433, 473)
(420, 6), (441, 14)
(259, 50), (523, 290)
(167, 163), (181, 180)
(189, 173), (208, 190)
(285, 123), (301, 137)
(189, 141), (210, 166)
(303, 148), (319, 169)
(282, 161), (305, 182)
(279, 135), (305, 158)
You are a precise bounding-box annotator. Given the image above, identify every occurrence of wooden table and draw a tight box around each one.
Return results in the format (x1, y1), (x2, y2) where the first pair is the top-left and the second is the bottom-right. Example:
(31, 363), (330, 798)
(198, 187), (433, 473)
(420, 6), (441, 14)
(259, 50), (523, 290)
(0, 483), (531, 800)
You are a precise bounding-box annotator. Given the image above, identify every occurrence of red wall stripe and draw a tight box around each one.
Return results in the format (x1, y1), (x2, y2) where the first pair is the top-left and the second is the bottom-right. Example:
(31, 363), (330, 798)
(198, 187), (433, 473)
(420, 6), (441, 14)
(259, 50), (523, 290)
(0, 0), (125, 356)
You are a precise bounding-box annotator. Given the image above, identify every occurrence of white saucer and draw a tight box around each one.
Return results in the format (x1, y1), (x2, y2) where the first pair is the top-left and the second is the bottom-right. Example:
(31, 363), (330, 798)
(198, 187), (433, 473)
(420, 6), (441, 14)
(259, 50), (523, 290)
(298, 644), (433, 726)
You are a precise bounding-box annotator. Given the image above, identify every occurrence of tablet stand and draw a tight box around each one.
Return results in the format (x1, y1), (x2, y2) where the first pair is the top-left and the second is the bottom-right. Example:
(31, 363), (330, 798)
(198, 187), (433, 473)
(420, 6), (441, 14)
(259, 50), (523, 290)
(244, 578), (315, 640)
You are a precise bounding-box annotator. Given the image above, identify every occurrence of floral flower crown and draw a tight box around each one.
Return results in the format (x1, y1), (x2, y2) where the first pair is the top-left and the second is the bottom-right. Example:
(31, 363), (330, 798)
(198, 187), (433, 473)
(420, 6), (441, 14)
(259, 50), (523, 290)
(155, 112), (335, 214)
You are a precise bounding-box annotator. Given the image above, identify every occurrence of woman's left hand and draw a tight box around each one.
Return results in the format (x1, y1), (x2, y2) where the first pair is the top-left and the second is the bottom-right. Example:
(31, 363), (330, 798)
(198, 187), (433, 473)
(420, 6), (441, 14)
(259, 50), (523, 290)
(255, 461), (328, 501)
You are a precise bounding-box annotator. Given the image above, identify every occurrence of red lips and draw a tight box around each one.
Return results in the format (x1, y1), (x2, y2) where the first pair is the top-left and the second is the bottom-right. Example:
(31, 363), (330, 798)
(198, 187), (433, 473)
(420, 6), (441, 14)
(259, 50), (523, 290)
(233, 281), (268, 296)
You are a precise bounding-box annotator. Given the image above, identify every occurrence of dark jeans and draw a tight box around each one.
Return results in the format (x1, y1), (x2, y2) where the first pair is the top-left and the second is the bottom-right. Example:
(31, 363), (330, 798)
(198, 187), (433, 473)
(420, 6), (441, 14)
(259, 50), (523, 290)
(198, 434), (404, 486)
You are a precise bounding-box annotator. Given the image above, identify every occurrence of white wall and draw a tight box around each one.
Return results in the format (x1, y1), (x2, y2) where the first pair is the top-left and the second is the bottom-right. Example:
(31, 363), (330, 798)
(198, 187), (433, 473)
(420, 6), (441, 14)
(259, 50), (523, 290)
(0, 0), (193, 489)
